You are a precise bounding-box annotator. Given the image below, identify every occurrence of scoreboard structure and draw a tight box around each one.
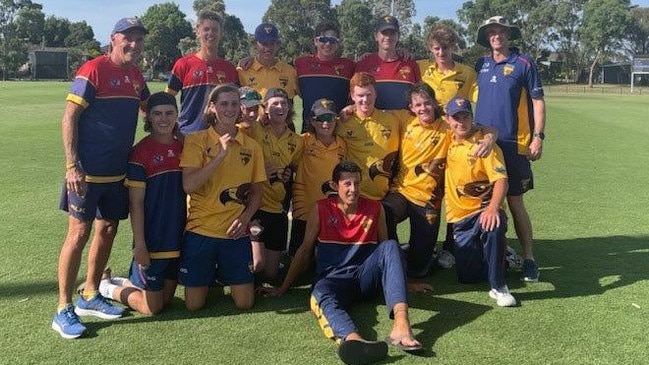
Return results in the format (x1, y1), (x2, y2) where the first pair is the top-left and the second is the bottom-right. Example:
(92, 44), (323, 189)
(631, 55), (649, 92)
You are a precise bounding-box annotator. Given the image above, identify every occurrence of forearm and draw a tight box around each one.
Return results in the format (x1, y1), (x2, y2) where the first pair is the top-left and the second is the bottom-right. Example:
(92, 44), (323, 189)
(532, 98), (546, 134)
(61, 102), (82, 165)
(182, 153), (226, 193)
(278, 246), (312, 292)
(239, 182), (262, 223)
(129, 192), (147, 249)
(486, 178), (508, 212)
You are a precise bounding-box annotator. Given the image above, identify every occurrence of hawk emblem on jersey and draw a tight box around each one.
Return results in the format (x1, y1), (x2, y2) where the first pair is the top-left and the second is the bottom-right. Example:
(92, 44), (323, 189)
(110, 79), (121, 88)
(328, 215), (339, 226)
(321, 180), (336, 196)
(240, 149), (252, 165)
(167, 149), (176, 157)
(380, 127), (392, 139)
(310, 62), (321, 71)
(398, 67), (412, 80)
(124, 76), (131, 84)
(457, 180), (493, 201)
(503, 64), (514, 76)
(346, 130), (354, 138)
(219, 183), (251, 205)
(494, 165), (506, 174)
(334, 65), (344, 76)
(360, 217), (374, 232)
(369, 151), (398, 180)
(132, 82), (141, 94)
(248, 76), (256, 85)
(287, 140), (297, 154)
(414, 158), (446, 179)
(279, 76), (289, 88)
(216, 72), (226, 84)
(193, 70), (204, 79)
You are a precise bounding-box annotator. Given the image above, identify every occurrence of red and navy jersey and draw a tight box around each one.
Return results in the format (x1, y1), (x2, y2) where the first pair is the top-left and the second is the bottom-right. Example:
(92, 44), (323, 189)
(355, 53), (420, 110)
(67, 55), (150, 181)
(167, 54), (238, 134)
(315, 196), (380, 275)
(125, 136), (186, 254)
(474, 49), (544, 155)
(294, 54), (356, 123)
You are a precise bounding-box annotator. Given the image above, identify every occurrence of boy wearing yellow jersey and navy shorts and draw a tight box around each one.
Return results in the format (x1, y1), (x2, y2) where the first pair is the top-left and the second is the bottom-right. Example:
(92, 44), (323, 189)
(444, 96), (516, 307)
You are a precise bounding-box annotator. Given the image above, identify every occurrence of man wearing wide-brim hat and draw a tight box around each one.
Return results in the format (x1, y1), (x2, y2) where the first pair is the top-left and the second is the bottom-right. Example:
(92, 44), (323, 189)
(473, 16), (546, 283)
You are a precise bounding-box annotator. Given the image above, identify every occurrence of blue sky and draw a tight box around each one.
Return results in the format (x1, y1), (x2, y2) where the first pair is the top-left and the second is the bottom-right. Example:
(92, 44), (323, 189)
(37, 0), (649, 44)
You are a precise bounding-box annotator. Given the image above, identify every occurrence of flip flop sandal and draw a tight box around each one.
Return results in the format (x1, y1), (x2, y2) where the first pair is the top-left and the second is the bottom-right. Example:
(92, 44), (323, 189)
(385, 335), (423, 353)
(338, 338), (388, 365)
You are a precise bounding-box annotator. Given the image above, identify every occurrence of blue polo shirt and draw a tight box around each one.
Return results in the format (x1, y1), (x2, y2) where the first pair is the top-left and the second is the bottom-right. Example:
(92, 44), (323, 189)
(474, 48), (543, 155)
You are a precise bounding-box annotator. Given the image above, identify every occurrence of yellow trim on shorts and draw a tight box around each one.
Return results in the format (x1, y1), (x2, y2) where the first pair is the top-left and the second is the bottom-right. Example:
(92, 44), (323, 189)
(149, 251), (181, 259)
(85, 174), (126, 183)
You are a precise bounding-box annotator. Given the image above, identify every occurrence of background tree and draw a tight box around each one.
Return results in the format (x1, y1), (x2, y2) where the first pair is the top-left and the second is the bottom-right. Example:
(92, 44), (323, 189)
(399, 22), (426, 60)
(1, 0), (20, 80)
(14, 1), (44, 45)
(65, 21), (99, 52)
(43, 15), (70, 47)
(366, 0), (415, 34)
(140, 2), (193, 74)
(580, 0), (630, 87)
(263, 0), (336, 61)
(219, 14), (249, 63)
(336, 0), (374, 59)
(193, 0), (225, 14)
(626, 6), (649, 55)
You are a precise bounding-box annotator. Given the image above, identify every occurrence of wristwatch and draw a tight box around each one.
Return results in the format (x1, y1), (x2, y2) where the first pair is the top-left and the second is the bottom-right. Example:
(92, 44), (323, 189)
(533, 132), (545, 140)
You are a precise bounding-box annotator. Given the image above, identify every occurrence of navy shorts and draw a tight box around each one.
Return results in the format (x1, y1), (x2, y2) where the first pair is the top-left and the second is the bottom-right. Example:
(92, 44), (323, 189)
(129, 258), (179, 291)
(59, 180), (128, 221)
(250, 210), (288, 252)
(179, 231), (254, 287)
(500, 148), (534, 196)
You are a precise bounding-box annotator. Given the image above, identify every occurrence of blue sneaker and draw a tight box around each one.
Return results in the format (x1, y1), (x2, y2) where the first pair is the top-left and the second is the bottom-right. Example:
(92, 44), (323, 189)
(521, 259), (539, 282)
(52, 305), (86, 339)
(75, 293), (124, 319)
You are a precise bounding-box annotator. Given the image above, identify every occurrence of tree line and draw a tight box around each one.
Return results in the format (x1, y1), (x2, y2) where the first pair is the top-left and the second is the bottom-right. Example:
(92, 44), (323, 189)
(1, 0), (648, 86)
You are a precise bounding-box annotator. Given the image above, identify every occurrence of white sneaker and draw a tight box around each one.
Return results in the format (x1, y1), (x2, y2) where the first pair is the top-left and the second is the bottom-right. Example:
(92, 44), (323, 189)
(489, 286), (517, 307)
(437, 250), (455, 269)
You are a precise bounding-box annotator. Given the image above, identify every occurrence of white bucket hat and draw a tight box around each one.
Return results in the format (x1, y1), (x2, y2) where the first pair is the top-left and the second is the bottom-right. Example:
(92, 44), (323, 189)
(476, 16), (521, 48)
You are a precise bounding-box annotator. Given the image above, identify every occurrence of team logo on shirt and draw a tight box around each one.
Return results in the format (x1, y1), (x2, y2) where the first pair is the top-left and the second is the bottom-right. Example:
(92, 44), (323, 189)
(216, 72), (227, 84)
(414, 158), (446, 180)
(193, 70), (204, 79)
(360, 217), (373, 232)
(503, 64), (514, 76)
(133, 82), (142, 95)
(494, 165), (506, 174)
(110, 79), (121, 88)
(368, 151), (398, 180)
(240, 148), (252, 165)
(152, 154), (164, 165)
(380, 127), (392, 139)
(398, 67), (412, 80)
(310, 62), (321, 71)
(321, 180), (336, 195)
(287, 140), (297, 154)
(219, 183), (251, 205)
(167, 149), (176, 157)
(207, 66), (214, 74)
(334, 65), (345, 76)
(279, 76), (289, 88)
(456, 180), (493, 207)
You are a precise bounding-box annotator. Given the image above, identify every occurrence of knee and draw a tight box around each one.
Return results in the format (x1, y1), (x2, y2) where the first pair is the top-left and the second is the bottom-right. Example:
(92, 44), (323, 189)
(233, 296), (254, 311)
(96, 220), (119, 240)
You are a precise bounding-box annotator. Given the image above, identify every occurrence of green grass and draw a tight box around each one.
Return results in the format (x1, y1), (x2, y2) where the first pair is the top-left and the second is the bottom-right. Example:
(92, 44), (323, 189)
(0, 82), (648, 365)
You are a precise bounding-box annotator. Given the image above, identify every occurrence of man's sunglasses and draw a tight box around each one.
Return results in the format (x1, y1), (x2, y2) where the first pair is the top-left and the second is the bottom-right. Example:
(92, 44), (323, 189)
(314, 114), (338, 124)
(316, 36), (340, 45)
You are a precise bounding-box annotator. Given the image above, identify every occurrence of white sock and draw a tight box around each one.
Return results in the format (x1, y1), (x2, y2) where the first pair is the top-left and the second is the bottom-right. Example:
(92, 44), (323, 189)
(99, 280), (119, 300)
(111, 276), (130, 287)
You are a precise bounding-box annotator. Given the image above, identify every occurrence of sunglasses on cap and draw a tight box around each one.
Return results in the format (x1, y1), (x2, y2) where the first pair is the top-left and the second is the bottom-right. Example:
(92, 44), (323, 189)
(316, 36), (340, 45)
(314, 114), (338, 124)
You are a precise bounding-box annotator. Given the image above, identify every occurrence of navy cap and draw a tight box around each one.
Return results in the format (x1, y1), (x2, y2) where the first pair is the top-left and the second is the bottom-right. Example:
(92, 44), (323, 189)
(311, 98), (337, 117)
(147, 92), (177, 112)
(112, 17), (148, 35)
(376, 15), (399, 33)
(255, 23), (279, 43)
(445, 96), (473, 116)
(263, 88), (289, 103)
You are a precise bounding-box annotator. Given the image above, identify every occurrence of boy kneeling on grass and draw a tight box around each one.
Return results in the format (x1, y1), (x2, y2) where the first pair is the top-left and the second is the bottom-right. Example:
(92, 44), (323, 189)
(98, 92), (186, 315)
(444, 96), (516, 307)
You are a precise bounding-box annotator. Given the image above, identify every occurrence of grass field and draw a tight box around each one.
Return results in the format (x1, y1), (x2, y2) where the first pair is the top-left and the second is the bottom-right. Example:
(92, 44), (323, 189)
(0, 81), (648, 365)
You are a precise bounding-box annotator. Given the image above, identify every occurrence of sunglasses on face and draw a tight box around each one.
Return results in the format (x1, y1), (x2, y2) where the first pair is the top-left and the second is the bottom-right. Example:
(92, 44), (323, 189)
(314, 114), (338, 124)
(316, 36), (340, 45)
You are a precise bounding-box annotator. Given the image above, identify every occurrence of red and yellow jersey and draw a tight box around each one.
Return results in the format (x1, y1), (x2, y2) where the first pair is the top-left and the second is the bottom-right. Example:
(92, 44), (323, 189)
(180, 128), (266, 238)
(166, 54), (238, 134)
(237, 58), (298, 99)
(335, 111), (400, 200)
(418, 59), (478, 106)
(395, 116), (452, 208)
(249, 123), (304, 213)
(355, 53), (421, 110)
(292, 133), (346, 221)
(445, 129), (507, 223)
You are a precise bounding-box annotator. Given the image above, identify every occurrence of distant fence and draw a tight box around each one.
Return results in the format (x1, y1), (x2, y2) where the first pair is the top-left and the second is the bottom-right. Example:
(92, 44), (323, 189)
(545, 84), (649, 95)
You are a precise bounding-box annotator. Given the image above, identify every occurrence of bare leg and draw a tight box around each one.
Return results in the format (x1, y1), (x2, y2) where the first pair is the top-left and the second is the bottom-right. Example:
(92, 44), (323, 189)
(57, 217), (92, 305)
(251, 241), (265, 273)
(261, 249), (282, 279)
(184, 286), (209, 311)
(83, 219), (118, 293)
(506, 195), (533, 260)
(230, 283), (254, 310)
